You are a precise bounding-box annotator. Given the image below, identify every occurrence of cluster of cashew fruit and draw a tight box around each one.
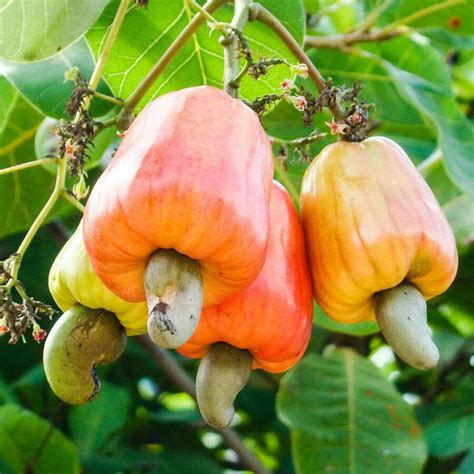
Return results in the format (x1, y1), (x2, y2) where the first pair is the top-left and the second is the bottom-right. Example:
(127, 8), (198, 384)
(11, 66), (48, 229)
(44, 86), (457, 428)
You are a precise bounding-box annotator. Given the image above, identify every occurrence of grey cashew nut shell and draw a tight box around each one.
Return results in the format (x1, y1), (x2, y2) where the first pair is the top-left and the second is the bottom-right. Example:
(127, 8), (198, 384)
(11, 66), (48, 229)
(196, 342), (253, 429)
(145, 249), (203, 349)
(374, 282), (439, 370)
(43, 304), (127, 405)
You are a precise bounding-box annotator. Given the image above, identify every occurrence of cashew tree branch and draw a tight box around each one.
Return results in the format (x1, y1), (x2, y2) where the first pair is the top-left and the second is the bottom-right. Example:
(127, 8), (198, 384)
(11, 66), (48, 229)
(305, 26), (406, 48)
(249, 3), (345, 121)
(222, 0), (251, 98)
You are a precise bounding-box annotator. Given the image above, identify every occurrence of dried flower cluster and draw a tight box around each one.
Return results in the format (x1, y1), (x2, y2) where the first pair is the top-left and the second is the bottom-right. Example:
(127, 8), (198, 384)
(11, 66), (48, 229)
(0, 286), (54, 344)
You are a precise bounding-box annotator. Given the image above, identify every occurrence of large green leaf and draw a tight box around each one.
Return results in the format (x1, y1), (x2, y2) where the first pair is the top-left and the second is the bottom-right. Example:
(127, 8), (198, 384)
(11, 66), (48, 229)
(443, 193), (474, 254)
(424, 28), (474, 51)
(0, 404), (80, 473)
(417, 380), (474, 457)
(0, 39), (114, 119)
(459, 449), (474, 474)
(308, 0), (474, 36)
(277, 349), (427, 474)
(313, 303), (379, 336)
(82, 448), (223, 474)
(0, 76), (16, 133)
(420, 153), (474, 255)
(0, 0), (109, 62)
(423, 414), (474, 457)
(69, 382), (131, 457)
(379, 0), (474, 35)
(86, 0), (306, 108)
(421, 152), (463, 205)
(0, 81), (60, 238)
(367, 35), (474, 196)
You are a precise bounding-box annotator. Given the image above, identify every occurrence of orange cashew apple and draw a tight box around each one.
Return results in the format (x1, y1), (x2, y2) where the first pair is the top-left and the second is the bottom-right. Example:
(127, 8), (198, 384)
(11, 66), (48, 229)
(300, 137), (458, 369)
(178, 181), (313, 428)
(83, 86), (273, 349)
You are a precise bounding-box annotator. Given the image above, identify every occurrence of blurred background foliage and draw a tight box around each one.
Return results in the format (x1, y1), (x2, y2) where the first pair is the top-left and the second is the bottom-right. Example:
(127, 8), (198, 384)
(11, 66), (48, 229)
(0, 0), (473, 472)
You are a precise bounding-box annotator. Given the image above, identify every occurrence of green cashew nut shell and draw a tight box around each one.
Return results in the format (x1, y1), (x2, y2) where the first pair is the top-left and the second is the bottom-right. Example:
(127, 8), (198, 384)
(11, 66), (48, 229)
(43, 304), (127, 405)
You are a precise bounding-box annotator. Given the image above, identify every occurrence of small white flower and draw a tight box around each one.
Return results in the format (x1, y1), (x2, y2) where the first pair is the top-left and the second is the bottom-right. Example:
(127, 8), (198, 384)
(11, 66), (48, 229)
(280, 78), (295, 92)
(291, 95), (307, 111)
(292, 63), (309, 78)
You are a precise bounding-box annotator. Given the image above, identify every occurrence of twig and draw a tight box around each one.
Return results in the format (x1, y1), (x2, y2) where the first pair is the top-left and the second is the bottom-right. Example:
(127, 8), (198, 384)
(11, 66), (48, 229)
(356, 0), (396, 31)
(222, 0), (251, 98)
(121, 0), (228, 118)
(269, 132), (326, 147)
(93, 116), (119, 136)
(306, 0), (462, 48)
(92, 90), (124, 106)
(249, 3), (345, 121)
(137, 335), (270, 474)
(88, 0), (131, 92)
(0, 158), (58, 176)
(5, 158), (67, 291)
(62, 191), (85, 212)
(305, 26), (405, 48)
(250, 4), (325, 91)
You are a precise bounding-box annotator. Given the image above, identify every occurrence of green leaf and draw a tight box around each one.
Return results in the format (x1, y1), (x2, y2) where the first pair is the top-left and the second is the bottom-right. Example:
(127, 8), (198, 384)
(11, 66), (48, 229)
(69, 381), (131, 457)
(82, 448), (223, 474)
(443, 193), (474, 254)
(86, 0), (305, 108)
(423, 414), (474, 457)
(313, 303), (379, 336)
(0, 375), (17, 404)
(416, 378), (474, 428)
(420, 153), (462, 205)
(420, 153), (474, 255)
(277, 349), (427, 474)
(0, 404), (80, 473)
(0, 81), (60, 239)
(379, 0), (474, 35)
(0, 39), (114, 119)
(148, 409), (202, 424)
(0, 76), (16, 134)
(368, 35), (474, 196)
(459, 449), (474, 474)
(453, 54), (474, 100)
(438, 303), (474, 337)
(424, 28), (474, 51)
(431, 328), (466, 363)
(0, 0), (109, 62)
